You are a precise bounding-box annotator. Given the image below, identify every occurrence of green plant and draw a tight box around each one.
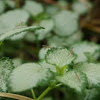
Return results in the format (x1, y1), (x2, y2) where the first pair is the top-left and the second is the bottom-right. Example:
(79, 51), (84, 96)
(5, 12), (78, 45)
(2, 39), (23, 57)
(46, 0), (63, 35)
(0, 0), (100, 100)
(0, 31), (100, 100)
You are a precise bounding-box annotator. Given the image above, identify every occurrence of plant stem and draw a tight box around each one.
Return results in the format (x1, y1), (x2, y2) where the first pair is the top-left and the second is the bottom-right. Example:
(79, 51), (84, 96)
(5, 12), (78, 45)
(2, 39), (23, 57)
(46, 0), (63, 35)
(31, 89), (36, 100)
(55, 83), (62, 88)
(37, 80), (59, 100)
(35, 35), (40, 54)
(37, 87), (53, 100)
(0, 42), (3, 52)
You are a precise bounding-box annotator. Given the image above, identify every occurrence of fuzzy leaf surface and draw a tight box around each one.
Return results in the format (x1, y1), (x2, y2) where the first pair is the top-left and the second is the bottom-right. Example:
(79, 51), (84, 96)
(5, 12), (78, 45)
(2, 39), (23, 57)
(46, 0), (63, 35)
(10, 63), (53, 92)
(53, 10), (78, 37)
(0, 58), (14, 92)
(45, 48), (75, 68)
(0, 26), (43, 41)
(56, 70), (87, 93)
(23, 0), (43, 16)
(74, 63), (100, 88)
(71, 41), (100, 63)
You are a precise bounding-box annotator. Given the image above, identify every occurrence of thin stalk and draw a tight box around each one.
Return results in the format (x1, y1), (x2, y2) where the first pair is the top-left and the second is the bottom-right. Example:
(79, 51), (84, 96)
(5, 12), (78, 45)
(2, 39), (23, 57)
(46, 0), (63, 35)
(31, 89), (36, 100)
(55, 83), (62, 88)
(35, 35), (40, 53)
(0, 42), (3, 52)
(37, 87), (53, 100)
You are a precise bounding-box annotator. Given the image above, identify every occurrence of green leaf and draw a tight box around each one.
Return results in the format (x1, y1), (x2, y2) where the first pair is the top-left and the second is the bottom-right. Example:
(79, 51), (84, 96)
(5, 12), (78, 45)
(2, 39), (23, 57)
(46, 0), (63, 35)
(74, 63), (100, 88)
(53, 10), (79, 37)
(39, 47), (50, 60)
(35, 19), (54, 40)
(57, 0), (68, 9)
(72, 1), (92, 15)
(45, 48), (75, 68)
(12, 58), (23, 67)
(47, 35), (65, 47)
(39, 60), (56, 73)
(71, 41), (100, 63)
(0, 57), (14, 92)
(46, 5), (59, 16)
(0, 0), (5, 14)
(0, 9), (29, 31)
(0, 9), (29, 40)
(56, 70), (88, 93)
(47, 31), (82, 47)
(23, 0), (44, 17)
(10, 63), (53, 92)
(0, 26), (44, 41)
(5, 0), (15, 8)
(64, 31), (83, 46)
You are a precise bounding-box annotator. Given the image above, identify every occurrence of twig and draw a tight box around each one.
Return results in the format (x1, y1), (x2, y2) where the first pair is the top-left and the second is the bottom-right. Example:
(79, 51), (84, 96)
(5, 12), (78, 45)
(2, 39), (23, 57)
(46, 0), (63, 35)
(84, 24), (100, 33)
(0, 93), (33, 100)
(91, 19), (100, 25)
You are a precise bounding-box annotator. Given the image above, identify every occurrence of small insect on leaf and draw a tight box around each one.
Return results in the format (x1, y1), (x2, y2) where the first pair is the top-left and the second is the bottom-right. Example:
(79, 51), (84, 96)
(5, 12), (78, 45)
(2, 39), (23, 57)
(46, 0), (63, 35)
(42, 45), (51, 49)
